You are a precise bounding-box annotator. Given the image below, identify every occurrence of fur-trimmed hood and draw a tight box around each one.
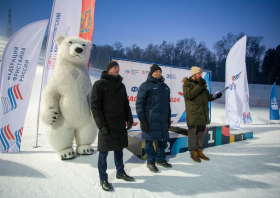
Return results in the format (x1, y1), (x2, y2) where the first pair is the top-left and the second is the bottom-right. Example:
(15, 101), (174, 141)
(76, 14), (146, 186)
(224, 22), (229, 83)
(182, 77), (189, 83)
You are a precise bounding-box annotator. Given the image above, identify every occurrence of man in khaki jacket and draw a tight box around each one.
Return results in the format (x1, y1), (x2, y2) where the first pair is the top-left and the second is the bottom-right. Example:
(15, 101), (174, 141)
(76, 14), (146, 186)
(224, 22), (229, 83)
(182, 66), (222, 163)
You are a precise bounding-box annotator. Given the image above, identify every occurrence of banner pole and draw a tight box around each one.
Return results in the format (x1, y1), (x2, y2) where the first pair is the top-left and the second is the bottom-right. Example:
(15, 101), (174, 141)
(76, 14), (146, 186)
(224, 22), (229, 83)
(33, 0), (56, 148)
(34, 114), (40, 148)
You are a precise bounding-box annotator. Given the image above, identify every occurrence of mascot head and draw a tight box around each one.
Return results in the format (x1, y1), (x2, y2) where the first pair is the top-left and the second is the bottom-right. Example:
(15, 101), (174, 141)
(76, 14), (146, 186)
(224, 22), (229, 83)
(55, 35), (92, 66)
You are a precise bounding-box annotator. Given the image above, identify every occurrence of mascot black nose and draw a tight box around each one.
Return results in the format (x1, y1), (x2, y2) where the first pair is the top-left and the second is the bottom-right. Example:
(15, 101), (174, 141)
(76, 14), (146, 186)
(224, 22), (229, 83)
(75, 47), (83, 53)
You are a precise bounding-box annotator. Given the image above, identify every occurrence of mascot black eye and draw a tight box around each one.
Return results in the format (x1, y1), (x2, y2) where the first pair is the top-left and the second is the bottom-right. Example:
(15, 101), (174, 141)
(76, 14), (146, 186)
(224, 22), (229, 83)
(83, 44), (85, 46)
(69, 41), (72, 44)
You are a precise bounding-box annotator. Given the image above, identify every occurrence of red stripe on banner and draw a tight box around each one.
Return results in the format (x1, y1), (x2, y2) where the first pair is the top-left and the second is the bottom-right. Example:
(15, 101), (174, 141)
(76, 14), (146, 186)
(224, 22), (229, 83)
(7, 125), (15, 140)
(4, 126), (11, 140)
(20, 127), (23, 136)
(16, 84), (23, 100)
(132, 123), (138, 126)
(79, 0), (96, 69)
(13, 86), (19, 99)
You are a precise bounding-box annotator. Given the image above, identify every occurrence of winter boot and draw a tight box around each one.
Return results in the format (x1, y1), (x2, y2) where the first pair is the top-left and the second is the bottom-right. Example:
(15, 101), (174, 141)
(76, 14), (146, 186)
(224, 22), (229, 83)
(156, 160), (172, 168)
(147, 162), (159, 173)
(197, 149), (210, 161)
(100, 180), (113, 191)
(190, 150), (201, 163)
(116, 173), (135, 181)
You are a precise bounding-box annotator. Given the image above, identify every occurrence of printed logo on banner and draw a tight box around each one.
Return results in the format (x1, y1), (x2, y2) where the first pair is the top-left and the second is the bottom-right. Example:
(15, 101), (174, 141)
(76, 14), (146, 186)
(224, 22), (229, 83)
(131, 86), (138, 92)
(271, 97), (278, 110)
(1, 84), (23, 114)
(0, 125), (22, 152)
(142, 70), (149, 74)
(166, 74), (176, 79)
(229, 71), (242, 91)
(247, 112), (252, 122)
(79, 6), (93, 34)
(243, 112), (247, 124)
(48, 56), (56, 69)
(125, 70), (130, 74)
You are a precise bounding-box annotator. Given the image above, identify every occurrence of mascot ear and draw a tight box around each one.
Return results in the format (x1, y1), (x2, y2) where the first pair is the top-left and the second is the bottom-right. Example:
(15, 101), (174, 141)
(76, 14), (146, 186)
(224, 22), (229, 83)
(56, 35), (65, 46)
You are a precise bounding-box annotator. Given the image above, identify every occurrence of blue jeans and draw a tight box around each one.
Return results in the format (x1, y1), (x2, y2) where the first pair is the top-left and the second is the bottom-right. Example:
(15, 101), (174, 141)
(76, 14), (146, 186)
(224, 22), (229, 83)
(98, 149), (125, 181)
(145, 140), (167, 163)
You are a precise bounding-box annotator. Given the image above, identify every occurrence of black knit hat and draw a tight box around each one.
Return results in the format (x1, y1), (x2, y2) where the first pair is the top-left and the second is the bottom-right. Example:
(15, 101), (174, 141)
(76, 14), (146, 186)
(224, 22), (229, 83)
(106, 61), (119, 72)
(149, 64), (162, 75)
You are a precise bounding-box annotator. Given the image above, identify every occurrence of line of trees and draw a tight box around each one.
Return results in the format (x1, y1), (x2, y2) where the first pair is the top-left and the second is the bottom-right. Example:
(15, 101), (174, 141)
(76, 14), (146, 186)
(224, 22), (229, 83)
(89, 32), (280, 85)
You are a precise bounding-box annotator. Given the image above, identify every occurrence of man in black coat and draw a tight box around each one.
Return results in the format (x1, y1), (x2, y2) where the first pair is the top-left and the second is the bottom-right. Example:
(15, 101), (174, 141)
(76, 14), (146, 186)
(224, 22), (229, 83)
(91, 61), (134, 191)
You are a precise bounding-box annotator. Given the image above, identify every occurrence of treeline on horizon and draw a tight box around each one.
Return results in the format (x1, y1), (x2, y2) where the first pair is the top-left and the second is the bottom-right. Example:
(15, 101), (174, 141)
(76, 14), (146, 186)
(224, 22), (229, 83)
(88, 32), (280, 85)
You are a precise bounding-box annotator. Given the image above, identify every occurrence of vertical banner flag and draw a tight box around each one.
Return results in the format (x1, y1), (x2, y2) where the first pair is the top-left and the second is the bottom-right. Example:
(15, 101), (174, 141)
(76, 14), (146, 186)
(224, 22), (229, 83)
(41, 0), (95, 91)
(79, 0), (95, 41)
(226, 35), (252, 129)
(111, 58), (211, 130)
(79, 0), (96, 68)
(269, 82), (279, 120)
(0, 20), (48, 152)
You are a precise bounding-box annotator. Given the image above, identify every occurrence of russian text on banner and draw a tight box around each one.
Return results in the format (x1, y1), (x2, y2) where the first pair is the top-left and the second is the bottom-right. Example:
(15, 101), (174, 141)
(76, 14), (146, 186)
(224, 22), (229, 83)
(40, 0), (82, 91)
(0, 20), (48, 152)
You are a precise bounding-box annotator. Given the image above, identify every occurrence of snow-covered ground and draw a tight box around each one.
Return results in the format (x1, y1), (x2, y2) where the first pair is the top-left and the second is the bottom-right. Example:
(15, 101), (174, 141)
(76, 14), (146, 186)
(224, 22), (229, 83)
(1, 60), (280, 198)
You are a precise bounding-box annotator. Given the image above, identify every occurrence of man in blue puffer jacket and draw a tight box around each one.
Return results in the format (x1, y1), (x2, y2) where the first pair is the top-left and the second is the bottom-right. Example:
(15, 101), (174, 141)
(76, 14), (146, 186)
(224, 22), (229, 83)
(136, 64), (172, 173)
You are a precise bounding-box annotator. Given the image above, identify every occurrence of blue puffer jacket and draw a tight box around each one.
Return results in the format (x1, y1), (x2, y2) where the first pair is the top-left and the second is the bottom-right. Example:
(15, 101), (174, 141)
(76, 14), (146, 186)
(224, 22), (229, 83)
(136, 74), (171, 141)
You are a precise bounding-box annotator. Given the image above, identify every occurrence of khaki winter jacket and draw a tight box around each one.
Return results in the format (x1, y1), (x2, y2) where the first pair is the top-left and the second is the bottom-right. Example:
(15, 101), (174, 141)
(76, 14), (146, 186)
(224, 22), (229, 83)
(182, 77), (216, 127)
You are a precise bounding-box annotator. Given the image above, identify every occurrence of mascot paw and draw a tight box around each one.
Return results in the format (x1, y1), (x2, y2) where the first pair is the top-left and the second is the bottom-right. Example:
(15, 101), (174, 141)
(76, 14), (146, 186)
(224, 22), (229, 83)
(57, 148), (75, 160)
(42, 108), (59, 125)
(76, 145), (94, 155)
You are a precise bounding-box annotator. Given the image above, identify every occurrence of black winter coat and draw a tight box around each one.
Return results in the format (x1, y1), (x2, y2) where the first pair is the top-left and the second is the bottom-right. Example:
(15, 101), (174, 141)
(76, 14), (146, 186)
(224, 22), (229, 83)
(91, 72), (133, 152)
(136, 74), (171, 141)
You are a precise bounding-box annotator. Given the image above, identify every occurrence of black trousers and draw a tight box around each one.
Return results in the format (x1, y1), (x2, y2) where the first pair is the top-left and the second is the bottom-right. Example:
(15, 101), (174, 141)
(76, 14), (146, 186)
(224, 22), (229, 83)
(188, 125), (206, 151)
(98, 149), (125, 181)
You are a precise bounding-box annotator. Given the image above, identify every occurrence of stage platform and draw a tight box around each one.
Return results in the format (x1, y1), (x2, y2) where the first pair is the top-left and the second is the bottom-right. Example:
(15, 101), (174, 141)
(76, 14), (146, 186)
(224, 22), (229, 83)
(127, 123), (253, 159)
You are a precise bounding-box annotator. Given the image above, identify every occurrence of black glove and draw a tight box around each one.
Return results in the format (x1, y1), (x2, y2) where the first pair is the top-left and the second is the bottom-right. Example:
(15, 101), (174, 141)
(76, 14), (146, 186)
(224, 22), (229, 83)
(127, 122), (133, 130)
(99, 127), (109, 135)
(140, 118), (149, 132)
(199, 77), (206, 87)
(168, 118), (171, 129)
(216, 93), (222, 98)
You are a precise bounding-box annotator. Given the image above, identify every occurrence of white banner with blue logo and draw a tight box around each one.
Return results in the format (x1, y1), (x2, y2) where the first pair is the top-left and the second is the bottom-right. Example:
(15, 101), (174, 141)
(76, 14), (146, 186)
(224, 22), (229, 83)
(0, 20), (48, 152)
(112, 58), (210, 130)
(225, 35), (252, 129)
(269, 82), (279, 121)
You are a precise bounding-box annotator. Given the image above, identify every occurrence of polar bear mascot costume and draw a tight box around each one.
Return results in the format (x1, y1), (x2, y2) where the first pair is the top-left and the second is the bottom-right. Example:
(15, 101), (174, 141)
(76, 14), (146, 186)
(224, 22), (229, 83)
(40, 35), (97, 160)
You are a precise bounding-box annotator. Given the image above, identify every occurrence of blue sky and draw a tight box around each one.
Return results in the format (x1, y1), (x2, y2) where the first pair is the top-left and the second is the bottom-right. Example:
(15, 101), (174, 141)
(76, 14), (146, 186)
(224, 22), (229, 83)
(0, 0), (279, 51)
